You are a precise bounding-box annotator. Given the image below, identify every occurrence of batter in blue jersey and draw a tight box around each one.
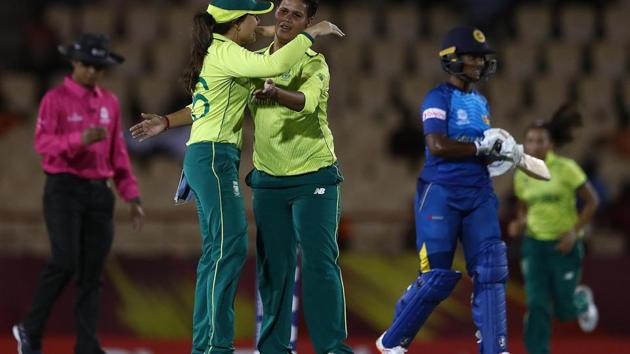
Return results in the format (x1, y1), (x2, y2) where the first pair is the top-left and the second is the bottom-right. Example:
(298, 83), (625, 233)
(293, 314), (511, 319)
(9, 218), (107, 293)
(377, 27), (518, 354)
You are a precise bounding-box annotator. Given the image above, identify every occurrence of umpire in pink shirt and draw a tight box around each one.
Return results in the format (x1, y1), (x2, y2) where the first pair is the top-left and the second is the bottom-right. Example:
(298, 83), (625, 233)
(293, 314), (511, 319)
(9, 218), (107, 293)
(12, 33), (144, 354)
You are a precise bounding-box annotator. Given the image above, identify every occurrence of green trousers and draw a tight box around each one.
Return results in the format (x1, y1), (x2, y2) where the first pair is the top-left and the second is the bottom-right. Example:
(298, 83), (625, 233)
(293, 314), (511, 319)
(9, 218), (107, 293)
(184, 142), (248, 354)
(248, 167), (352, 354)
(521, 236), (588, 354)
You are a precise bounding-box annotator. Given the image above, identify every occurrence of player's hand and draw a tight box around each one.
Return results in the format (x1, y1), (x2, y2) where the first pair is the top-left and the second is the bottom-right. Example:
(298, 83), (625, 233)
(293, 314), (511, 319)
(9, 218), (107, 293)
(81, 127), (107, 145)
(475, 128), (513, 158)
(304, 21), (345, 38)
(129, 113), (168, 142)
(255, 25), (275, 38)
(507, 219), (524, 238)
(253, 79), (278, 100)
(555, 229), (577, 254)
(129, 201), (145, 232)
(497, 139), (524, 165)
(474, 136), (502, 157)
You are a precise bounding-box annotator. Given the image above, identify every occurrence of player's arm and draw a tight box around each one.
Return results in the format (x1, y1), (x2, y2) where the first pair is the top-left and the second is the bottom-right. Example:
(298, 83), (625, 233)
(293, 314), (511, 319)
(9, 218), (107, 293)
(220, 22), (343, 79)
(129, 106), (192, 142)
(253, 57), (327, 112)
(253, 79), (306, 111)
(425, 134), (477, 158)
(574, 181), (599, 233)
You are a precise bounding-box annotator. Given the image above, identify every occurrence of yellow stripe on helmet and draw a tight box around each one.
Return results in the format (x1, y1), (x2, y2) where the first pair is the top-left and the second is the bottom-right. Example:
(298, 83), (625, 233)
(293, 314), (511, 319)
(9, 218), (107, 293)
(438, 46), (456, 57)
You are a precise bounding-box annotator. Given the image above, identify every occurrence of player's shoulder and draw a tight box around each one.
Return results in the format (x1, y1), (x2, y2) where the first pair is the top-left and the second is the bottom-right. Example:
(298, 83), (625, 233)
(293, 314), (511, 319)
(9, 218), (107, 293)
(554, 154), (583, 173)
(422, 83), (451, 107)
(304, 48), (327, 65)
(552, 153), (577, 166)
(472, 89), (489, 104)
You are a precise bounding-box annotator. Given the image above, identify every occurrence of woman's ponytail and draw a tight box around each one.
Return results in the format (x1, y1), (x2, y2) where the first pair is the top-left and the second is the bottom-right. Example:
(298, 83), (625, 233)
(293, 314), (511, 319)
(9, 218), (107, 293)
(184, 12), (216, 94)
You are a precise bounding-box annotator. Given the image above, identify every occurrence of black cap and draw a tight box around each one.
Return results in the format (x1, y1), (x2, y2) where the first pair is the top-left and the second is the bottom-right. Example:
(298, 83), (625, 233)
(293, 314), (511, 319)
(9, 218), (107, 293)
(58, 33), (124, 66)
(439, 26), (494, 57)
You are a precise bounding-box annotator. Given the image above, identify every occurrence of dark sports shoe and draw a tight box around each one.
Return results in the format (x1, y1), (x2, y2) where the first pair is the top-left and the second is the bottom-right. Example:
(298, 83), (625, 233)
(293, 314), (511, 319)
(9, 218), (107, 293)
(12, 324), (42, 354)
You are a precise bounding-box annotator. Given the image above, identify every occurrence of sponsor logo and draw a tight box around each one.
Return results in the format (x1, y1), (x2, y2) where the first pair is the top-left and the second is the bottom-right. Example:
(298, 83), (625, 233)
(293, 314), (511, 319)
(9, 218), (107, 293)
(67, 112), (83, 122)
(422, 108), (447, 121)
(427, 215), (444, 221)
(99, 107), (110, 124)
(482, 115), (491, 125)
(456, 109), (470, 125)
(564, 271), (575, 280)
(314, 187), (326, 195)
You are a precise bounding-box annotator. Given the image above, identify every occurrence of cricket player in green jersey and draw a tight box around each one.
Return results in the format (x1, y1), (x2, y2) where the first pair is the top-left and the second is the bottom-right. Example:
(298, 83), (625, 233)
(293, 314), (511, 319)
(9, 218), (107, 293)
(247, 1), (353, 353)
(129, 1), (344, 353)
(508, 103), (600, 354)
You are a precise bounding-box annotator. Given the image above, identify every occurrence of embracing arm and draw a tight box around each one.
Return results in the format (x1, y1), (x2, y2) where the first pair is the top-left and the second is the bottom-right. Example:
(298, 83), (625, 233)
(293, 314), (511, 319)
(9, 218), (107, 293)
(220, 22), (344, 79)
(129, 106), (192, 142)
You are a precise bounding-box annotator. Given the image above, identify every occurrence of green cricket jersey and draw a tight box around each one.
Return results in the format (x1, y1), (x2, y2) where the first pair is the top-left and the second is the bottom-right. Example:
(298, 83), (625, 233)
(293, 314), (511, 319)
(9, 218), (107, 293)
(248, 43), (337, 176)
(514, 151), (587, 241)
(187, 33), (314, 148)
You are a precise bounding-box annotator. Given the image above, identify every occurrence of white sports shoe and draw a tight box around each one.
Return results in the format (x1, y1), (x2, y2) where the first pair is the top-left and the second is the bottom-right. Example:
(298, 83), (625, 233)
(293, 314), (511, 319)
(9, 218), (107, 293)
(376, 333), (407, 354)
(576, 285), (599, 332)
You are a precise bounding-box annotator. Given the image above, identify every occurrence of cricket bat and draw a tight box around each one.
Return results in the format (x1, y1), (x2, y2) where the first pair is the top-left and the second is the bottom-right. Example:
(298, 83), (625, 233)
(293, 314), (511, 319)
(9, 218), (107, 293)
(517, 153), (551, 181)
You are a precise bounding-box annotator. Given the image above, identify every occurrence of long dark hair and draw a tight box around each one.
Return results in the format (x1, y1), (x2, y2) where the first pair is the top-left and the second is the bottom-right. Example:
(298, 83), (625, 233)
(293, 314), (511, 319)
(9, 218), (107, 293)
(184, 12), (241, 94)
(527, 102), (583, 148)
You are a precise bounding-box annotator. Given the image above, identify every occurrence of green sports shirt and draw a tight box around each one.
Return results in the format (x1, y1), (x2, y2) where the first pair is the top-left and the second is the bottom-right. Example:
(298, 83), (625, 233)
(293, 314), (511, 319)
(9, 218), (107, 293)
(248, 43), (337, 176)
(514, 151), (587, 240)
(187, 33), (314, 148)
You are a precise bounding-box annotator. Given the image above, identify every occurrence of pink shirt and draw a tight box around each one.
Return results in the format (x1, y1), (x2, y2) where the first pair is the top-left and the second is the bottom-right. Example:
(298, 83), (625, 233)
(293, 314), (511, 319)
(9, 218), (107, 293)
(35, 76), (140, 202)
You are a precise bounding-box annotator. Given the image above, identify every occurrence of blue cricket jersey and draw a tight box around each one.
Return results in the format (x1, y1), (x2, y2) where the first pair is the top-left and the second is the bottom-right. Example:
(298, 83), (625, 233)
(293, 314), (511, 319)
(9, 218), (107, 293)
(419, 83), (492, 187)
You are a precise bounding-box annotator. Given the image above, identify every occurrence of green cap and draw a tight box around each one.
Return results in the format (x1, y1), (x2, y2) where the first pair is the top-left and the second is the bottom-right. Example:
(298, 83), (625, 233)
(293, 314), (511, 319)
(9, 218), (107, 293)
(207, 0), (274, 23)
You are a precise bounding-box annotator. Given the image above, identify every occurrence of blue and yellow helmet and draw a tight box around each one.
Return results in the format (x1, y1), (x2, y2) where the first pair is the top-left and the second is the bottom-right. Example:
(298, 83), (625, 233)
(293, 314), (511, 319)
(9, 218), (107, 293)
(438, 26), (497, 81)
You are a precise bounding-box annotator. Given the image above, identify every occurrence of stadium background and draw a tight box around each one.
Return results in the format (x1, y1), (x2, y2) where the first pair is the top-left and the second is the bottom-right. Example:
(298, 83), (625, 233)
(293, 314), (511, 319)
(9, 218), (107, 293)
(1, 0), (629, 353)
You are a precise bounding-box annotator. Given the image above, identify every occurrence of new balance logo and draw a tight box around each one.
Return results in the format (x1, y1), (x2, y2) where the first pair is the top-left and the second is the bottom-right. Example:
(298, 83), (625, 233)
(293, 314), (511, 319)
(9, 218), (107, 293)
(313, 188), (326, 195)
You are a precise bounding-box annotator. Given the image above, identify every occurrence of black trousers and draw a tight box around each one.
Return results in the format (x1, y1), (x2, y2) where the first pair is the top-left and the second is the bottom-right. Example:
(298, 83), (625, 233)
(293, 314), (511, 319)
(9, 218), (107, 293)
(23, 173), (114, 354)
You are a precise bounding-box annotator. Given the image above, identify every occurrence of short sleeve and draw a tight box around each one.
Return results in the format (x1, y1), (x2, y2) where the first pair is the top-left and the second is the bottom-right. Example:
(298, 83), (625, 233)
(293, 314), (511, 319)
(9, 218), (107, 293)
(564, 160), (587, 190)
(420, 89), (449, 135)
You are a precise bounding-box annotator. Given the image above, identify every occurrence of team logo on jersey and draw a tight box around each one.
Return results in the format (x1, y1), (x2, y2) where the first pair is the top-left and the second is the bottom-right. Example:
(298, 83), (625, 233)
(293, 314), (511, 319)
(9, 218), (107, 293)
(99, 107), (110, 124)
(67, 112), (83, 122)
(456, 109), (470, 125)
(473, 29), (486, 43)
(317, 73), (325, 81)
(482, 115), (491, 125)
(280, 71), (291, 81)
(422, 108), (446, 121)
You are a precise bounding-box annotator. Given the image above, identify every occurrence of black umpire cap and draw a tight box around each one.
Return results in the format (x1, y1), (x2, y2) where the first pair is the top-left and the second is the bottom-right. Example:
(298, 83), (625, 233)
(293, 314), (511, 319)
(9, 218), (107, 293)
(58, 33), (124, 66)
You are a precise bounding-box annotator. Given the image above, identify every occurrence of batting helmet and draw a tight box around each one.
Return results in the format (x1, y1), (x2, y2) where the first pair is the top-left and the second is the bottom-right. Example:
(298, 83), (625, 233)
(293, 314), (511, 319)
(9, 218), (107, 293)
(439, 26), (497, 81)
